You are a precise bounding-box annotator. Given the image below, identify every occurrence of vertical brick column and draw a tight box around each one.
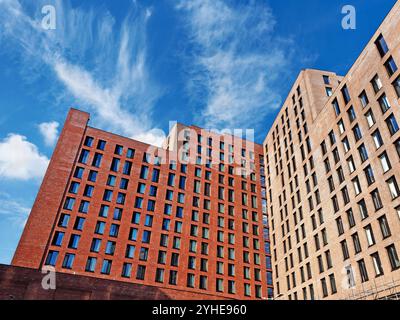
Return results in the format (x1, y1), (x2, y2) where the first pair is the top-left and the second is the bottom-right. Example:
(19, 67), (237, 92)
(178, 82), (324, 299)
(12, 109), (89, 269)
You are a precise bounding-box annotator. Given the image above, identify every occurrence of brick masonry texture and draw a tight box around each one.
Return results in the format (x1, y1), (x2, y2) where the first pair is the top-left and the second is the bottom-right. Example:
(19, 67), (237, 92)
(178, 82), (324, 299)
(0, 264), (229, 300)
(263, 2), (400, 300)
(12, 110), (272, 300)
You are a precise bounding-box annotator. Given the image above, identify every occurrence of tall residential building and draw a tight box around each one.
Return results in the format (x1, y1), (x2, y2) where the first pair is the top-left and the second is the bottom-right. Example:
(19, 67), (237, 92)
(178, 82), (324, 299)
(12, 109), (272, 300)
(263, 2), (400, 300)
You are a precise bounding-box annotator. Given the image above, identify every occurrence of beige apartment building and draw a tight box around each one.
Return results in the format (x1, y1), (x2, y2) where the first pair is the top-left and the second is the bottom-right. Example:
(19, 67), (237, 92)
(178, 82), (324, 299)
(263, 2), (400, 300)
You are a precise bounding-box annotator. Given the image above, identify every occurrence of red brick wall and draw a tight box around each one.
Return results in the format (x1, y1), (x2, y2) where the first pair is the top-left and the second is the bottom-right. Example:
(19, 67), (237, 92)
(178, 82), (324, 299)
(12, 109), (90, 269)
(12, 109), (272, 300)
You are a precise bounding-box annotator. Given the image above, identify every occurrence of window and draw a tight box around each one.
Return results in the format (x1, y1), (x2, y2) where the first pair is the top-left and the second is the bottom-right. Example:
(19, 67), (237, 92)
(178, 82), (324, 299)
(107, 175), (116, 187)
(364, 165), (375, 186)
(375, 34), (389, 57)
(85, 257), (97, 273)
(321, 278), (328, 298)
(378, 215), (391, 238)
(74, 167), (84, 179)
(352, 124), (362, 141)
(358, 199), (369, 220)
(84, 136), (94, 147)
(58, 214), (70, 228)
(347, 106), (356, 122)
(387, 176), (400, 199)
(358, 144), (369, 163)
(364, 225), (376, 246)
(103, 190), (113, 202)
(88, 170), (97, 182)
(371, 75), (383, 93)
(393, 75), (400, 98)
(136, 265), (146, 280)
(90, 238), (101, 252)
(155, 268), (164, 283)
(78, 149), (90, 164)
(347, 156), (356, 173)
(371, 252), (384, 276)
(105, 241), (116, 255)
(62, 253), (75, 269)
(372, 130), (384, 149)
(386, 114), (399, 136)
(97, 140), (106, 150)
(352, 232), (362, 254)
(326, 87), (333, 97)
(140, 166), (150, 180)
(359, 90), (369, 108)
(323, 75), (330, 85)
(126, 245), (135, 258)
(332, 99), (341, 116)
(347, 209), (356, 228)
(338, 120), (345, 134)
(63, 197), (75, 211)
(386, 244), (400, 270)
(379, 152), (392, 173)
(78, 200), (90, 213)
(329, 274), (337, 294)
(92, 153), (103, 168)
(341, 241), (350, 260)
(365, 109), (376, 128)
(378, 94), (391, 113)
(121, 263), (132, 278)
(110, 158), (120, 172)
(384, 56), (398, 77)
(329, 130), (336, 145)
(371, 189), (383, 210)
(52, 231), (64, 246)
(341, 85), (351, 105)
(45, 251), (59, 266)
(358, 259), (369, 283)
(336, 217), (344, 235)
(127, 148), (135, 159)
(68, 234), (81, 249)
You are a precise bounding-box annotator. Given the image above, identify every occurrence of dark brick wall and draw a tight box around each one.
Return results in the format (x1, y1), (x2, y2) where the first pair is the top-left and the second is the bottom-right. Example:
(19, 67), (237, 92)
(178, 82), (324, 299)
(0, 265), (230, 300)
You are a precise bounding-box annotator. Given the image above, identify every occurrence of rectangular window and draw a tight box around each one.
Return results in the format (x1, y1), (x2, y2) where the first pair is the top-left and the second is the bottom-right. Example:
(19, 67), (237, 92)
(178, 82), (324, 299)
(378, 215), (391, 238)
(393, 75), (400, 98)
(341, 85), (351, 105)
(375, 34), (389, 57)
(384, 56), (398, 77)
(371, 75), (383, 94)
(365, 109), (376, 128)
(359, 90), (369, 108)
(378, 94), (391, 113)
(386, 244), (400, 270)
(387, 176), (400, 199)
(386, 114), (399, 136)
(358, 259), (369, 283)
(371, 252), (384, 276)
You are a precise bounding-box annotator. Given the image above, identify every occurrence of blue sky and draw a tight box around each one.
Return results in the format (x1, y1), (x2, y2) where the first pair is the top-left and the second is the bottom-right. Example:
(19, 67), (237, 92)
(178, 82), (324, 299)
(0, 0), (397, 264)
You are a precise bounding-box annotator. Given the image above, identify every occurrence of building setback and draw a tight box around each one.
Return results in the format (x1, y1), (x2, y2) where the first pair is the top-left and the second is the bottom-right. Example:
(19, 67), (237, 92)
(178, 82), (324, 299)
(12, 109), (272, 300)
(263, 2), (400, 300)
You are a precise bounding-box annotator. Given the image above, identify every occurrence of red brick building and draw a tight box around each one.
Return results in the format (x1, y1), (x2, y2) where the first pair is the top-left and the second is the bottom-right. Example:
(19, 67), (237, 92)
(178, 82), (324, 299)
(12, 109), (272, 300)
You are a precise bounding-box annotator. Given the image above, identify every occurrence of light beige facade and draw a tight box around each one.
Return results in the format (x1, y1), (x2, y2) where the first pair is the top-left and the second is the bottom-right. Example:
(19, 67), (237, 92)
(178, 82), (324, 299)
(263, 2), (400, 300)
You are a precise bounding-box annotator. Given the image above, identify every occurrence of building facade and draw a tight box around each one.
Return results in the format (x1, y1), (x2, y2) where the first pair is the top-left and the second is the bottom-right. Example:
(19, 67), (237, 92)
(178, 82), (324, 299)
(12, 109), (272, 300)
(263, 3), (400, 300)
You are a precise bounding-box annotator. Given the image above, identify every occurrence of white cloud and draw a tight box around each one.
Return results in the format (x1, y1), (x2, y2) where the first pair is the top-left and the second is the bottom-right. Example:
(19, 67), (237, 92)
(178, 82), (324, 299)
(38, 121), (59, 147)
(0, 0), (166, 146)
(0, 192), (30, 227)
(0, 134), (49, 180)
(176, 0), (293, 130)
